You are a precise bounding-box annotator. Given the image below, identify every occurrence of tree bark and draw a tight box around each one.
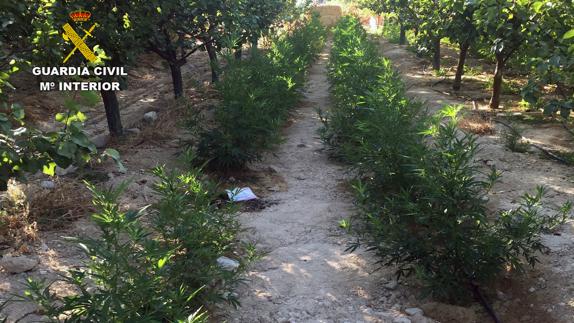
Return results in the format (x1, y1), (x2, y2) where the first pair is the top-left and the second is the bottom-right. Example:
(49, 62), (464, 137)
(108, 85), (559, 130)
(489, 53), (505, 109)
(100, 89), (123, 136)
(169, 63), (183, 99)
(234, 47), (242, 60)
(453, 41), (470, 91)
(251, 35), (259, 52)
(205, 42), (219, 83)
(399, 24), (406, 45)
(432, 37), (441, 71)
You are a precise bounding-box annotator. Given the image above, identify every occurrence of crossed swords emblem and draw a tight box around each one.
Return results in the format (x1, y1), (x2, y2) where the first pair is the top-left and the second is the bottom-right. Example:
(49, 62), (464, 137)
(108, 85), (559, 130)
(62, 23), (98, 63)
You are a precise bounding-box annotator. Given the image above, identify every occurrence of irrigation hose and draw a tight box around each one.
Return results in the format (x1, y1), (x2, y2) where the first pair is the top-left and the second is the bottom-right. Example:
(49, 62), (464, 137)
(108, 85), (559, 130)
(494, 119), (570, 164)
(471, 283), (502, 323)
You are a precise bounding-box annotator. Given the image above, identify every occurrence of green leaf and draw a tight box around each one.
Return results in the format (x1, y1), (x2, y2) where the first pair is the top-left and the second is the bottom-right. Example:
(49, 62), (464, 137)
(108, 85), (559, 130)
(563, 29), (574, 40)
(532, 1), (544, 13)
(55, 113), (67, 123)
(11, 104), (25, 120)
(103, 148), (126, 172)
(57, 142), (77, 159)
(158, 257), (168, 269)
(42, 162), (57, 176)
(71, 133), (96, 153)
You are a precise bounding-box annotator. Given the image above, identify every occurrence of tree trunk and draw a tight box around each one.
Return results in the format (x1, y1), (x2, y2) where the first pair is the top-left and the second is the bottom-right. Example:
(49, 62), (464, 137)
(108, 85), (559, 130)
(205, 42), (219, 83)
(251, 35), (259, 52)
(453, 41), (470, 91)
(100, 89), (123, 136)
(432, 37), (441, 71)
(169, 63), (183, 99)
(399, 24), (406, 45)
(489, 53), (505, 109)
(234, 47), (242, 60)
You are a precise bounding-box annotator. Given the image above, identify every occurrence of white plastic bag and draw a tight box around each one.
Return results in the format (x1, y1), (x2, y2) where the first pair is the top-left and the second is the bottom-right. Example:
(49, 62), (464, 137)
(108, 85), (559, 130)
(226, 187), (258, 202)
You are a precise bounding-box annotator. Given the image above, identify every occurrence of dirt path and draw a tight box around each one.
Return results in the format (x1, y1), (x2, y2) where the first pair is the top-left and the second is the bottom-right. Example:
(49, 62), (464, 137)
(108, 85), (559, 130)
(217, 44), (418, 323)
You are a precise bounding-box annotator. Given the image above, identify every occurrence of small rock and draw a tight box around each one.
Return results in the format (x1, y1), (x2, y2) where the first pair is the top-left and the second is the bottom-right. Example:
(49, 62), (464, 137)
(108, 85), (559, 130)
(92, 133), (110, 148)
(528, 287), (536, 293)
(384, 280), (398, 290)
(143, 111), (158, 122)
(125, 128), (141, 135)
(496, 290), (511, 301)
(216, 256), (240, 271)
(393, 317), (411, 323)
(56, 165), (78, 176)
(40, 180), (55, 189)
(405, 308), (424, 316)
(387, 294), (397, 303)
(39, 242), (49, 252)
(4, 302), (38, 321)
(0, 255), (39, 273)
(267, 166), (280, 173)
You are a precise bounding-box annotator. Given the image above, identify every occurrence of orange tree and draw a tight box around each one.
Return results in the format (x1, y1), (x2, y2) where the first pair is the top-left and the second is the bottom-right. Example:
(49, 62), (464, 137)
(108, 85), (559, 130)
(444, 0), (478, 90)
(522, 1), (574, 117)
(361, 0), (449, 70)
(475, 0), (537, 109)
(131, 0), (225, 99)
(196, 0), (291, 83)
(360, 0), (416, 45)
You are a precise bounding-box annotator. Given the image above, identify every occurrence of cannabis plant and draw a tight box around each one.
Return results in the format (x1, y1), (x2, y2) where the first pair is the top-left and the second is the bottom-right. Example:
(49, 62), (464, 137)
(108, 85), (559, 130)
(22, 162), (249, 321)
(23, 181), (207, 322)
(198, 14), (326, 170)
(327, 17), (571, 304)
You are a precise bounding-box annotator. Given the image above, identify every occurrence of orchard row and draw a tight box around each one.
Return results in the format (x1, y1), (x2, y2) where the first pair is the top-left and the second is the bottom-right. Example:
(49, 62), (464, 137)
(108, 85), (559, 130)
(362, 0), (573, 112)
(0, 1), (304, 189)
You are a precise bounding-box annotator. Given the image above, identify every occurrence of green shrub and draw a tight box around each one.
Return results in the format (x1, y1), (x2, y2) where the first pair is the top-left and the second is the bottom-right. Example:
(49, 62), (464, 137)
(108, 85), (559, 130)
(381, 16), (402, 43)
(197, 53), (294, 169)
(21, 158), (249, 321)
(325, 16), (572, 303)
(151, 164), (250, 306)
(198, 14), (326, 170)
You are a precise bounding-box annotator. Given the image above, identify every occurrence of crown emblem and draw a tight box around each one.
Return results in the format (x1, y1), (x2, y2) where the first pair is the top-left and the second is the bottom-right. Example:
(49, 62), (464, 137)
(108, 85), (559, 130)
(69, 10), (91, 23)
